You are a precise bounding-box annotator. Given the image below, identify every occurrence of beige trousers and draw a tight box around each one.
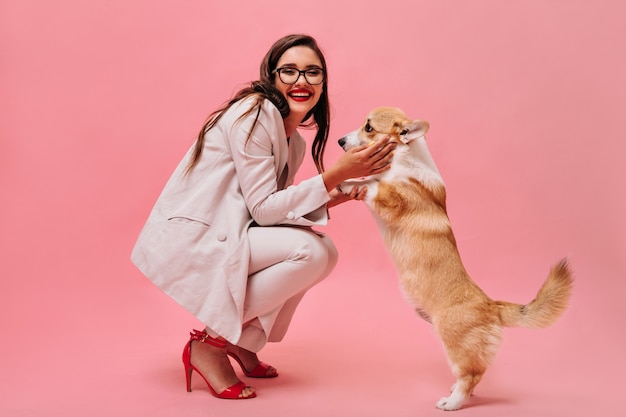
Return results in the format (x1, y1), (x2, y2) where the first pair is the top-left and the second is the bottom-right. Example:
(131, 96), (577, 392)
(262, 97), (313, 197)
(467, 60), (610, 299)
(208, 226), (338, 352)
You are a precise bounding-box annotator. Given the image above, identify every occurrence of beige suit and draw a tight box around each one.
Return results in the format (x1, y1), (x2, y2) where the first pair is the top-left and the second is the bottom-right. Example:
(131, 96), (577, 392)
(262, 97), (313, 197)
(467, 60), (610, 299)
(131, 97), (331, 345)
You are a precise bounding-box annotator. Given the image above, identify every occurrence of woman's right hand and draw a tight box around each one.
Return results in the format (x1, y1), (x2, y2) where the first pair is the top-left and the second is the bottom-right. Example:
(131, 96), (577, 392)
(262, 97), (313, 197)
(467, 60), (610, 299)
(322, 136), (396, 192)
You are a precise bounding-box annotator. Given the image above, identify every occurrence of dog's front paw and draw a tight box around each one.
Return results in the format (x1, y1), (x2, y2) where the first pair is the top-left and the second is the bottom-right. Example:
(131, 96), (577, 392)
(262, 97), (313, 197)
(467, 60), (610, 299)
(338, 178), (372, 194)
(336, 182), (353, 195)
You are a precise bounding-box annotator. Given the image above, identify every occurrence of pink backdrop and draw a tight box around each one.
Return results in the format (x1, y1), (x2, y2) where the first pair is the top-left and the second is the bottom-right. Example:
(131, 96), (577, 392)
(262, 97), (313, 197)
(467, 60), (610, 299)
(1, 1), (624, 416)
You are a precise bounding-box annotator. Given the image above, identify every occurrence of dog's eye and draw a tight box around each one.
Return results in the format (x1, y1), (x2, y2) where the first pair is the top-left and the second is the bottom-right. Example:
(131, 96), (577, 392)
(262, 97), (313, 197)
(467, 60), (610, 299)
(365, 123), (373, 133)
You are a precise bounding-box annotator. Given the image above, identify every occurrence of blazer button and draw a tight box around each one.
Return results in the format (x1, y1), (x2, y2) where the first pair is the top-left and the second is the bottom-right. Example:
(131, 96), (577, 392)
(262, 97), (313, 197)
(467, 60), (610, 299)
(217, 233), (227, 242)
(286, 211), (295, 220)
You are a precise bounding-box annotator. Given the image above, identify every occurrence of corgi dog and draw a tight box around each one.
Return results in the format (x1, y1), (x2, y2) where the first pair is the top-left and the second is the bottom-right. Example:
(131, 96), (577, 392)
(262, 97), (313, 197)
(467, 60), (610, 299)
(338, 107), (573, 411)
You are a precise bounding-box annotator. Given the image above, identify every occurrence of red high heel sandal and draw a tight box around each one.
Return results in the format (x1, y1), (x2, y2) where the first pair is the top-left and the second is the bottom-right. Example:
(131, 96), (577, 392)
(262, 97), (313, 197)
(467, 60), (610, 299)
(182, 329), (256, 399)
(227, 351), (278, 378)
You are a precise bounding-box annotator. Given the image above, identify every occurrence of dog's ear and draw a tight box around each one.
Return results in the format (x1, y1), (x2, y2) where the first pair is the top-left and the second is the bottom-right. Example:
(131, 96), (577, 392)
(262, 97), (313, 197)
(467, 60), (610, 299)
(399, 120), (429, 143)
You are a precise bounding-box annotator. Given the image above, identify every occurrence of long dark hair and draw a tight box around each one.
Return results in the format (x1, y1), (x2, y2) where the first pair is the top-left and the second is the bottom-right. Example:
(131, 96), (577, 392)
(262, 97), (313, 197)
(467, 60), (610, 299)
(186, 34), (330, 173)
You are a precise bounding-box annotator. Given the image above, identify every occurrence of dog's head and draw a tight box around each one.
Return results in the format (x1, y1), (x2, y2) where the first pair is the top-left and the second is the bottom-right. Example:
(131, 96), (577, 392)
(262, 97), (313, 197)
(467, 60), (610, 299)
(338, 107), (429, 151)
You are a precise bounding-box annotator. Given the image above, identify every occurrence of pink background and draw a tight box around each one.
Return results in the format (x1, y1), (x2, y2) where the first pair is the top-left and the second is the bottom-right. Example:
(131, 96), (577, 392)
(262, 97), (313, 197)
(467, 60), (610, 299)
(1, 1), (625, 416)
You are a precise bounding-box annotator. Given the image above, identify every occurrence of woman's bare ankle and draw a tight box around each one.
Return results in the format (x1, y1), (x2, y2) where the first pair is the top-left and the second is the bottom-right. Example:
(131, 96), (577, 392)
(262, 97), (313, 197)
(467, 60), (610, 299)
(190, 340), (255, 396)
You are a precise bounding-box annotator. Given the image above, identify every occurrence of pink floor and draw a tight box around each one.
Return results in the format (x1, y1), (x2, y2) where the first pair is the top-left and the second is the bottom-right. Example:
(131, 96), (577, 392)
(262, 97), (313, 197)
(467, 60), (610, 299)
(1, 208), (623, 417)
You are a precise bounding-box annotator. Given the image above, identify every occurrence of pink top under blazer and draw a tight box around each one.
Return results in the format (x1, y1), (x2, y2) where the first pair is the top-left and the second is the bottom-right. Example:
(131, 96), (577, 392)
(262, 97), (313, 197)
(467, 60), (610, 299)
(131, 97), (330, 344)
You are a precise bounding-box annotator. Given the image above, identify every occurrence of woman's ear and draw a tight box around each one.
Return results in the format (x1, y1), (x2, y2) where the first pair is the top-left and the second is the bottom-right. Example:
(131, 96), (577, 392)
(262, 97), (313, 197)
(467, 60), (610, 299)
(399, 120), (430, 143)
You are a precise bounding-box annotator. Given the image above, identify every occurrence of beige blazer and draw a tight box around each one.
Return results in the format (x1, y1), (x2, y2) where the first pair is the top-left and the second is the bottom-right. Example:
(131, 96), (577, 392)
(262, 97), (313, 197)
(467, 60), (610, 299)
(131, 97), (330, 344)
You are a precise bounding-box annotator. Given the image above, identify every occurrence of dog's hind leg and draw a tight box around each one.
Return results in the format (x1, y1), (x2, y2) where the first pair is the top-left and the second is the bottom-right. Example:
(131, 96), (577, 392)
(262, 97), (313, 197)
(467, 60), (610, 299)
(435, 322), (501, 410)
(436, 366), (485, 410)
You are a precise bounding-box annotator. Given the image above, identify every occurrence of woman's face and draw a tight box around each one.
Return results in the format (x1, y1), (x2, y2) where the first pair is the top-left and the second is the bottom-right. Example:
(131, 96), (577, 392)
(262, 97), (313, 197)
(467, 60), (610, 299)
(274, 46), (324, 121)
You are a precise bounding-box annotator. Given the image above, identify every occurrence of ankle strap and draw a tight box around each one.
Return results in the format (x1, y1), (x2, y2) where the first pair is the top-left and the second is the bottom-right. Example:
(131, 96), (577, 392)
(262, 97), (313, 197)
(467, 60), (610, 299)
(189, 329), (227, 348)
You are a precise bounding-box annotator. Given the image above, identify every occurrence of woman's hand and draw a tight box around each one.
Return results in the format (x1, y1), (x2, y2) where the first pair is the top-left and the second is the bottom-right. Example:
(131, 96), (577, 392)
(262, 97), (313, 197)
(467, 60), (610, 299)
(322, 136), (396, 192)
(337, 136), (396, 178)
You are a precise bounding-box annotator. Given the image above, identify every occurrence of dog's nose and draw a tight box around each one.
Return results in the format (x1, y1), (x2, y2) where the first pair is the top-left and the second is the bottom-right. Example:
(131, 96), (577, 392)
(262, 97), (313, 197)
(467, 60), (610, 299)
(338, 137), (346, 148)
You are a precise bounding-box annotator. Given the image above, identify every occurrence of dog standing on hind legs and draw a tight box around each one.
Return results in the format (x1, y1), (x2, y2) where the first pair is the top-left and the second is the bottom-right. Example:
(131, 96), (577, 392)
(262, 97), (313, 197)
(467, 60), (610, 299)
(338, 107), (573, 411)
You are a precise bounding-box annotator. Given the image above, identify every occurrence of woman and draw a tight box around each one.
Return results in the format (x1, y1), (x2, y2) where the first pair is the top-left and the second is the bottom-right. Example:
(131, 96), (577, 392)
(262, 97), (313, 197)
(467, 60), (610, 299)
(131, 34), (396, 399)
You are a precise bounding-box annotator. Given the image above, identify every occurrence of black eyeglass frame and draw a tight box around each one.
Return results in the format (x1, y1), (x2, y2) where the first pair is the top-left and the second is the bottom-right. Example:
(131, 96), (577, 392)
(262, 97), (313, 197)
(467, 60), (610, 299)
(272, 66), (326, 85)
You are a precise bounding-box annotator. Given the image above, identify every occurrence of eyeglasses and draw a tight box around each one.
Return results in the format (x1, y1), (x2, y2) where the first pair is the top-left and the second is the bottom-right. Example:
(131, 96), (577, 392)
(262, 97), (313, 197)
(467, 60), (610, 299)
(273, 66), (325, 85)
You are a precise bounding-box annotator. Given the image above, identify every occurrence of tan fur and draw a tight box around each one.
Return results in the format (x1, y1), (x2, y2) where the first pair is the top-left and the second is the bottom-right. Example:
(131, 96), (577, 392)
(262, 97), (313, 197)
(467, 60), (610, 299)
(338, 107), (573, 411)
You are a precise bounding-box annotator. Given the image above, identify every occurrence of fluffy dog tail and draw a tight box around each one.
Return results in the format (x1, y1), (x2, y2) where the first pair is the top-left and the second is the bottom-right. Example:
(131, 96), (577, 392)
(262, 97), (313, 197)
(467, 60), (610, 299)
(497, 259), (573, 328)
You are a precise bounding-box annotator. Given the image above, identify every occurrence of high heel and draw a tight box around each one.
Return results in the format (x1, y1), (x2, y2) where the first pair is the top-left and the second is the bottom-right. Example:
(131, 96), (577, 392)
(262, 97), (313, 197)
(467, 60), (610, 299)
(227, 351), (279, 378)
(182, 329), (256, 399)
